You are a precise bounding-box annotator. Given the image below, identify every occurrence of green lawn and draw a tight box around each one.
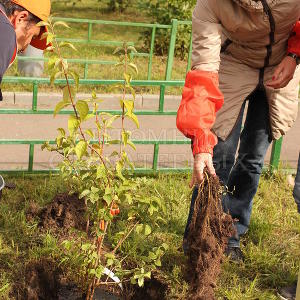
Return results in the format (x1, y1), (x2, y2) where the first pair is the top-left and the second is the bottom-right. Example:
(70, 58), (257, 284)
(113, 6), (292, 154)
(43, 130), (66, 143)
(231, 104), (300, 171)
(0, 172), (299, 299)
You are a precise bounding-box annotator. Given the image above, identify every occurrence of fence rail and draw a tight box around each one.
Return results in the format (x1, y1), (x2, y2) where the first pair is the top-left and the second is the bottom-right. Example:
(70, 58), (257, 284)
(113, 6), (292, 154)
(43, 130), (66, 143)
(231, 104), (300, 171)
(0, 75), (284, 174)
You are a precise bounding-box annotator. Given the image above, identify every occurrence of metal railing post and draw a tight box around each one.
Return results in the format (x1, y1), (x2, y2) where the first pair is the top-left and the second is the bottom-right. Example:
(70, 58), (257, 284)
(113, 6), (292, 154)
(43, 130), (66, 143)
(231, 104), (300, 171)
(270, 138), (283, 171)
(28, 143), (34, 172)
(165, 19), (178, 80)
(88, 22), (93, 42)
(147, 26), (156, 80)
(84, 63), (89, 79)
(32, 82), (38, 111)
(153, 143), (159, 171)
(159, 19), (178, 112)
(186, 30), (193, 73)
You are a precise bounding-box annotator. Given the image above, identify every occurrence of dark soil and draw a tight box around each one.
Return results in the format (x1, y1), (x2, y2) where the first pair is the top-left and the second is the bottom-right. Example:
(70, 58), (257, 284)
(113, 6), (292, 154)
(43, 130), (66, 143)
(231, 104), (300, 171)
(124, 275), (168, 300)
(186, 174), (235, 300)
(22, 259), (120, 300)
(31, 193), (87, 232)
(23, 259), (83, 300)
(24, 195), (167, 300)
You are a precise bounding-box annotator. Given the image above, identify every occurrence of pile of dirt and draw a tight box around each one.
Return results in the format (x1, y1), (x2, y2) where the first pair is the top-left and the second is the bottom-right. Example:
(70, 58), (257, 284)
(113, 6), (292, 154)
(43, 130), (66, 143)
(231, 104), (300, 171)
(186, 174), (235, 300)
(37, 193), (87, 232)
(23, 259), (120, 300)
(24, 259), (82, 300)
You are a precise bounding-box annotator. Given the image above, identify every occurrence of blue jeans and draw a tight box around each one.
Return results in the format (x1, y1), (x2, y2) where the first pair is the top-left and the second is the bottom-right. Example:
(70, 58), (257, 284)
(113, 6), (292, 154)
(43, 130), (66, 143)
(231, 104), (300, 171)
(294, 153), (300, 213)
(184, 89), (272, 247)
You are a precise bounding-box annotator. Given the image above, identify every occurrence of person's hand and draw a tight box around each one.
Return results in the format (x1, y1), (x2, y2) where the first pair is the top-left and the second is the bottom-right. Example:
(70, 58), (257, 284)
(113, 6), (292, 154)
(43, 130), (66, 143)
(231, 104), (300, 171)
(189, 153), (216, 188)
(266, 56), (297, 89)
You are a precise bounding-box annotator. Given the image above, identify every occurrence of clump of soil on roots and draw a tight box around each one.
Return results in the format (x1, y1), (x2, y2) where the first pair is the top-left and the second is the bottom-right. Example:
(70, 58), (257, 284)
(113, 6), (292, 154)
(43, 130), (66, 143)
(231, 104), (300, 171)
(186, 174), (235, 300)
(37, 193), (87, 232)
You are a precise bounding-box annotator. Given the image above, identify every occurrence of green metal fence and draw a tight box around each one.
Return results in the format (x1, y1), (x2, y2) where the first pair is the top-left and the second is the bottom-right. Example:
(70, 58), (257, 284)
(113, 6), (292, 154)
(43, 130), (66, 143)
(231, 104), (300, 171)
(18, 17), (193, 81)
(0, 76), (284, 174)
(1, 17), (285, 174)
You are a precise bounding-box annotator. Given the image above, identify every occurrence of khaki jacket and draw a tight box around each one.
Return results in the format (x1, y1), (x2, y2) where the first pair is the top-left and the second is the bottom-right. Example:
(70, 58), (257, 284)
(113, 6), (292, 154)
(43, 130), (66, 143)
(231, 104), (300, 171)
(192, 0), (300, 140)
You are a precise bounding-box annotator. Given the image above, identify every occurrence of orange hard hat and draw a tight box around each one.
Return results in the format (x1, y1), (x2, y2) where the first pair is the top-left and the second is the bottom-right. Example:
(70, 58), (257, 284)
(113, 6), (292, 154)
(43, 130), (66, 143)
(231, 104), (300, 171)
(11, 0), (51, 50)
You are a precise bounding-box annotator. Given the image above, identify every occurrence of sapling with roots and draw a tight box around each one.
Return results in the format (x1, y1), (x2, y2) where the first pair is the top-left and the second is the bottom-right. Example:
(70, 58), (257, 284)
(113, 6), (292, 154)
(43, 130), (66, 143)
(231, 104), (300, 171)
(40, 18), (168, 300)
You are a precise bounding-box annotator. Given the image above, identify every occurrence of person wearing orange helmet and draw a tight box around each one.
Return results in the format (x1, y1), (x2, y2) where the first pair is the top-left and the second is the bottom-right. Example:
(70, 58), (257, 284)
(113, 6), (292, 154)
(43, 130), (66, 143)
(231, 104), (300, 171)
(0, 0), (50, 193)
(177, 0), (300, 263)
(0, 0), (51, 95)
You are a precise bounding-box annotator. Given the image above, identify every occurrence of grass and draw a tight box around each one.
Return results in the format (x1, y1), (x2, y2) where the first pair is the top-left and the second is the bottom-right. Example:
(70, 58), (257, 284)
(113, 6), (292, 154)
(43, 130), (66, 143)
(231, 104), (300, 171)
(2, 0), (188, 95)
(0, 172), (299, 299)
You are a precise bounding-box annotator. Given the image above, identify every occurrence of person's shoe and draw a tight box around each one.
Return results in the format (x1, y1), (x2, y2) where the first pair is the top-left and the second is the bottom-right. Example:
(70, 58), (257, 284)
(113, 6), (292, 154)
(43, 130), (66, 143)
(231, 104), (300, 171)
(224, 246), (244, 262)
(278, 282), (297, 300)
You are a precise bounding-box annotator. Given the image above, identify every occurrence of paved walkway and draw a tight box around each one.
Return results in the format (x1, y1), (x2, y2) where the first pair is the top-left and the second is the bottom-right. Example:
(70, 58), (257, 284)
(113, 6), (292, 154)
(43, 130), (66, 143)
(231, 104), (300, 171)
(0, 92), (299, 171)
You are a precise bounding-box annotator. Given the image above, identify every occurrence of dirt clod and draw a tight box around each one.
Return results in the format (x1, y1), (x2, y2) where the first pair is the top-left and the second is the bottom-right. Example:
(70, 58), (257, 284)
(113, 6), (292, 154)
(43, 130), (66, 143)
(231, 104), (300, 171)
(38, 193), (86, 232)
(186, 174), (235, 300)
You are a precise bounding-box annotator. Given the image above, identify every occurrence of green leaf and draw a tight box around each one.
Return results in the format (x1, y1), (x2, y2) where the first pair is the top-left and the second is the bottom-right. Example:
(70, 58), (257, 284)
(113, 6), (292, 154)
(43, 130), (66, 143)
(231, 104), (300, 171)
(106, 258), (114, 267)
(144, 224), (151, 236)
(46, 32), (55, 45)
(130, 277), (136, 285)
(128, 46), (138, 53)
(41, 142), (52, 151)
(59, 42), (77, 52)
(113, 46), (124, 54)
(127, 140), (136, 151)
(148, 252), (156, 260)
(57, 128), (66, 137)
(138, 277), (144, 287)
(81, 243), (91, 251)
(97, 165), (106, 179)
(63, 86), (75, 102)
(85, 129), (94, 138)
(128, 63), (138, 75)
(155, 259), (162, 267)
(79, 189), (90, 199)
(50, 71), (63, 85)
(54, 101), (69, 117)
(0, 283), (9, 293)
(123, 100), (134, 114)
(103, 194), (112, 205)
(53, 21), (70, 29)
(125, 194), (133, 205)
(69, 71), (80, 90)
(76, 100), (89, 121)
(122, 131), (130, 146)
(126, 112), (139, 128)
(105, 115), (120, 128)
(85, 114), (95, 121)
(161, 243), (169, 250)
(56, 136), (63, 147)
(116, 161), (125, 181)
(68, 115), (79, 135)
(135, 224), (143, 234)
(75, 140), (87, 159)
(124, 72), (132, 84)
(48, 57), (58, 71)
(91, 144), (101, 155)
